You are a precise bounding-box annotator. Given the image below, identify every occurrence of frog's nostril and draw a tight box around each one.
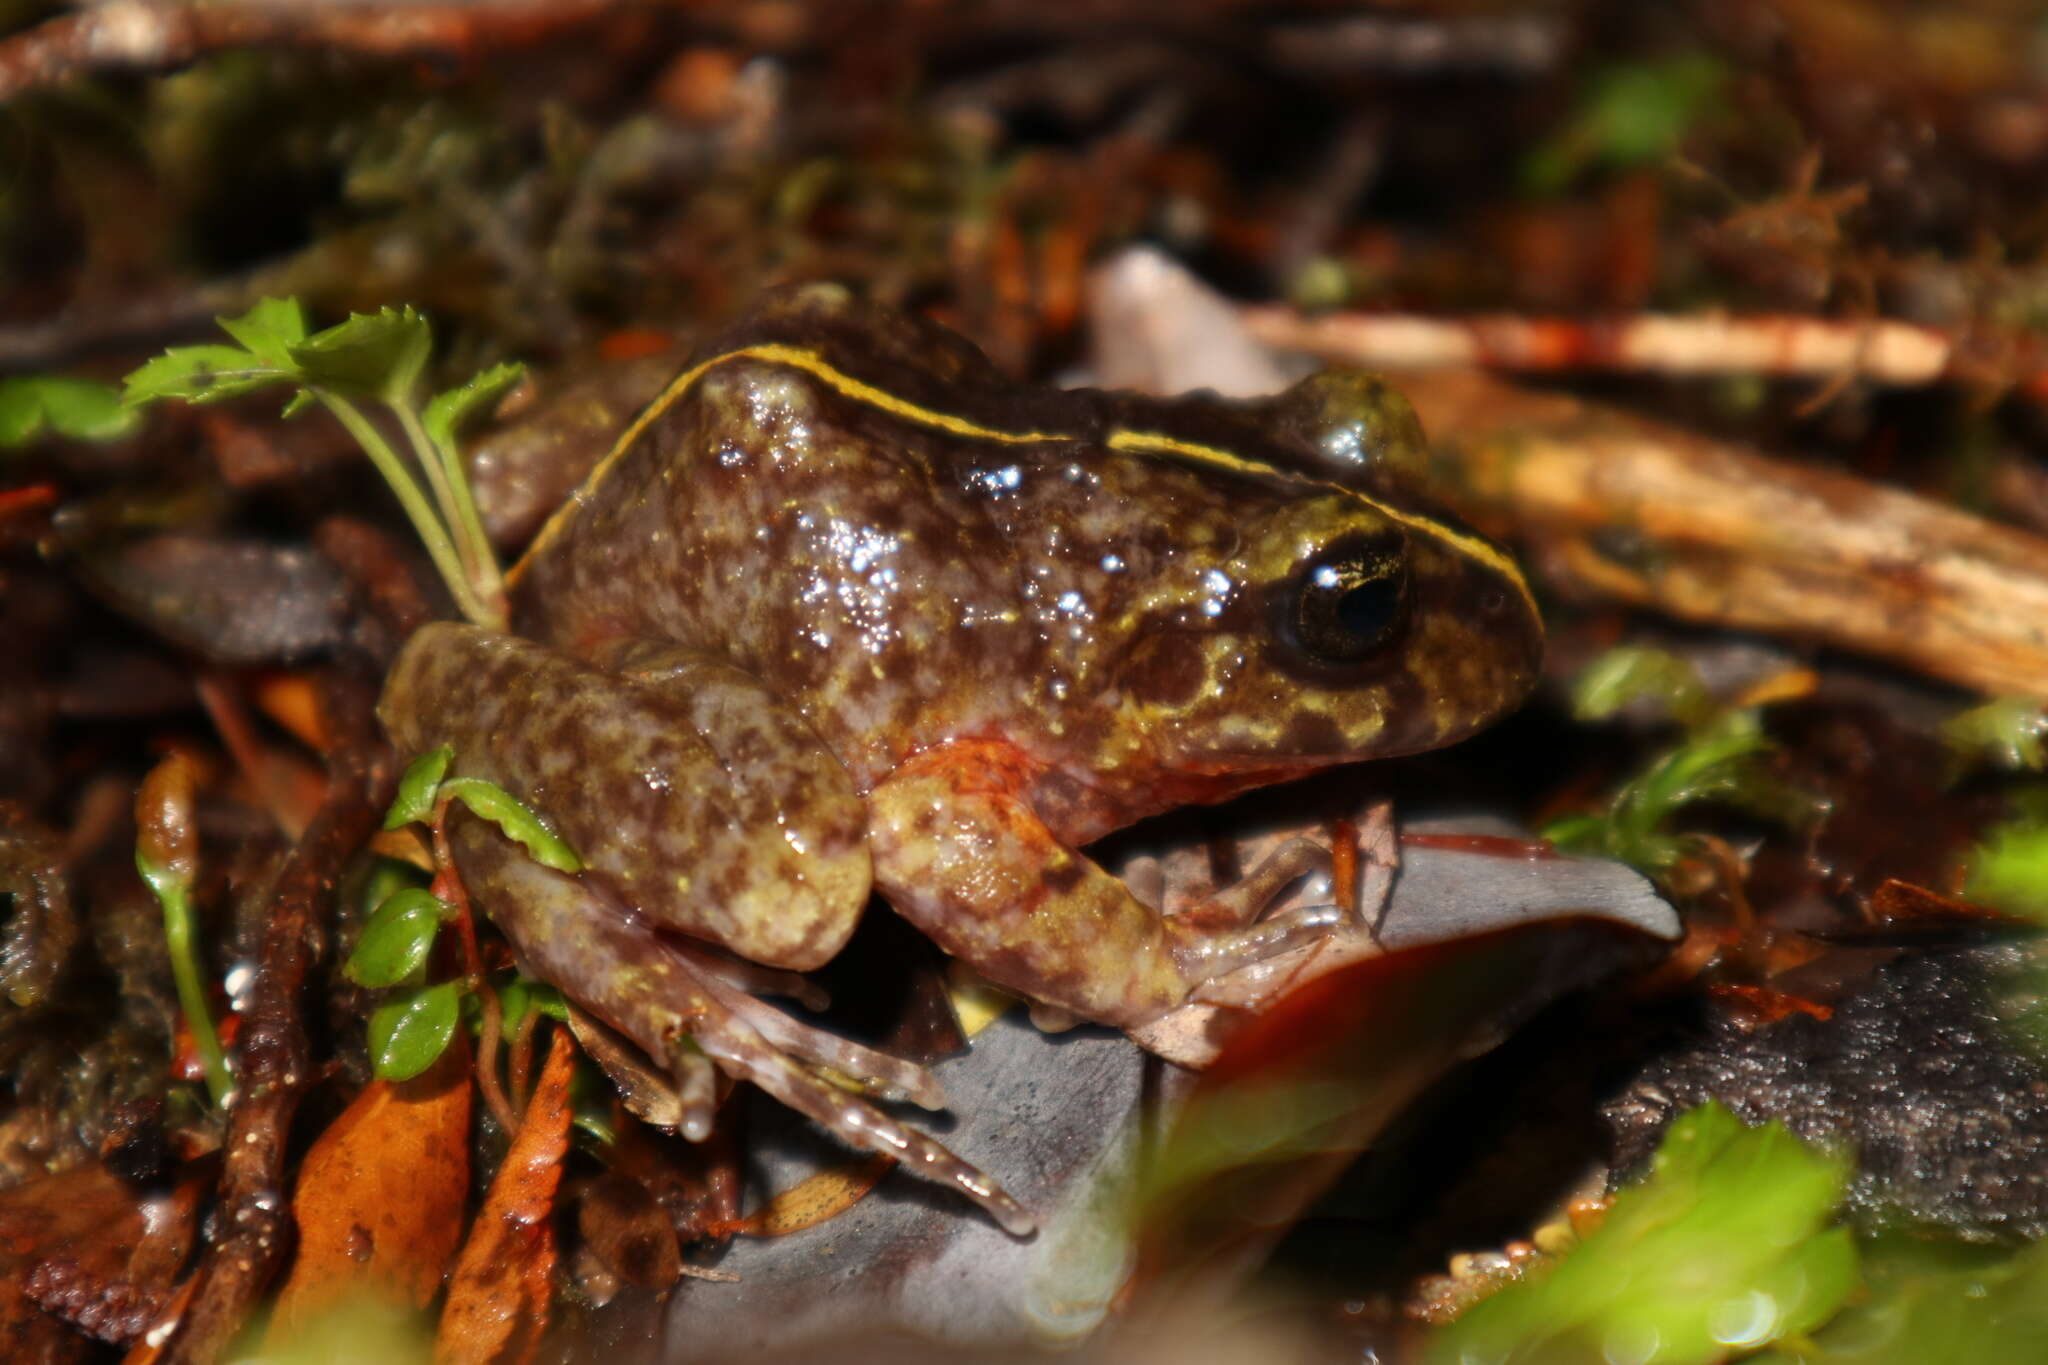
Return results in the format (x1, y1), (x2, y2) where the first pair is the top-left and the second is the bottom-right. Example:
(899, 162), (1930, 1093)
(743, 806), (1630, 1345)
(1480, 588), (1506, 612)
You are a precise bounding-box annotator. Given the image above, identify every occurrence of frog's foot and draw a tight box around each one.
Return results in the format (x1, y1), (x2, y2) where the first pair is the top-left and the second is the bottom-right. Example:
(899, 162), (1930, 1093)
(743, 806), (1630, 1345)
(448, 819), (1034, 1237)
(1152, 838), (1362, 993)
(671, 968), (1035, 1237)
(667, 939), (945, 1111)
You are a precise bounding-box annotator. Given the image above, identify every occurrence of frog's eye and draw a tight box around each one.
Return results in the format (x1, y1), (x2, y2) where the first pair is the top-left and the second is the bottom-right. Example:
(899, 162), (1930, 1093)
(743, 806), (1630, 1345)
(1281, 538), (1409, 666)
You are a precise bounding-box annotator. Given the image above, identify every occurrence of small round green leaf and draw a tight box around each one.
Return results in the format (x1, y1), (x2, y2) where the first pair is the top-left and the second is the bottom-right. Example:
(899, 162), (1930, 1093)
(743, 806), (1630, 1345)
(442, 777), (582, 872)
(345, 887), (452, 988)
(368, 981), (462, 1081)
(383, 745), (453, 830)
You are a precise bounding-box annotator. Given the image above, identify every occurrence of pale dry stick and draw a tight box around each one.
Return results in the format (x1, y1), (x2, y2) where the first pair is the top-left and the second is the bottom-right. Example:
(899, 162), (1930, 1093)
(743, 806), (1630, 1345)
(1239, 306), (2048, 394)
(1396, 368), (2048, 701)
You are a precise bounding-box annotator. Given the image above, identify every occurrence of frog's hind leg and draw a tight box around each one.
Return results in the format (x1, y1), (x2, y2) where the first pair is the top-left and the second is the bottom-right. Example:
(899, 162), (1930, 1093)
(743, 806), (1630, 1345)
(446, 818), (1034, 1237)
(382, 624), (871, 972)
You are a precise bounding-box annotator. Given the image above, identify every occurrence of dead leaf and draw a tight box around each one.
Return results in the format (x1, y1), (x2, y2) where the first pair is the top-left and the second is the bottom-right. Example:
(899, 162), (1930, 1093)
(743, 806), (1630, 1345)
(728, 1155), (895, 1238)
(0, 1158), (205, 1350)
(268, 1035), (472, 1339)
(435, 1027), (576, 1365)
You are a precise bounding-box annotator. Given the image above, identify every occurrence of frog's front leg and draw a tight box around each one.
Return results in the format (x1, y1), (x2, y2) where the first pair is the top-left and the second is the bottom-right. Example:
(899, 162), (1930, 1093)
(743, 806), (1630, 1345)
(867, 741), (1346, 1030)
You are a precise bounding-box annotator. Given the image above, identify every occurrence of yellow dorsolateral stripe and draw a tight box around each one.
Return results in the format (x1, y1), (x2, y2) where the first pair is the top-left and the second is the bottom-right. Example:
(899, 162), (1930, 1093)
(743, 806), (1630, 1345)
(512, 344), (1535, 620)
(1105, 428), (1536, 613)
(510, 342), (1070, 584)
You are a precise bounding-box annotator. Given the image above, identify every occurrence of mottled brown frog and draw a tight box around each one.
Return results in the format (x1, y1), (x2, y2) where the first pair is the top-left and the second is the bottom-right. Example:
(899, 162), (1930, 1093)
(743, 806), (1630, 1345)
(379, 284), (1542, 1233)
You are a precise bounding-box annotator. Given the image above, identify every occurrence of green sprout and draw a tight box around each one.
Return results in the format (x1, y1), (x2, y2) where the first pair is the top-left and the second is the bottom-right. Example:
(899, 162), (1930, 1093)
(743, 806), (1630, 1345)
(1941, 696), (2048, 780)
(348, 746), (580, 1081)
(0, 374), (141, 446)
(134, 753), (233, 1106)
(121, 298), (521, 630)
(1544, 648), (1822, 877)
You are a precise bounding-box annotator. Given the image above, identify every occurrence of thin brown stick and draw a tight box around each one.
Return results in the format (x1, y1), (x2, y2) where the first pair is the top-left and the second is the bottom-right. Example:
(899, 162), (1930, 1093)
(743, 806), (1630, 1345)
(150, 661), (390, 1365)
(472, 981), (519, 1136)
(508, 1008), (541, 1115)
(427, 804), (517, 1134)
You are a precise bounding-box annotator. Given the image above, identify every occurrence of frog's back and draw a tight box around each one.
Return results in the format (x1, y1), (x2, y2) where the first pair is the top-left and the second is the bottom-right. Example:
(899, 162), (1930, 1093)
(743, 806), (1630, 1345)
(510, 286), (1099, 786)
(512, 284), (1542, 823)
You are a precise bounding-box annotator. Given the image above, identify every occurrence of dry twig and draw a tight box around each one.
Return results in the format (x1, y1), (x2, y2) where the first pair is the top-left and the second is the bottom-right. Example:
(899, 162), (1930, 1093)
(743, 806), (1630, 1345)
(146, 661), (391, 1365)
(1401, 369), (2048, 700)
(1242, 306), (2048, 396)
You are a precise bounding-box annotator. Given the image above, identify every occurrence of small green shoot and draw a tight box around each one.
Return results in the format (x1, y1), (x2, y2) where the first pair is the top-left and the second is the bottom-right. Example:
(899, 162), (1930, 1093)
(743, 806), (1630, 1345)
(0, 375), (141, 446)
(384, 745), (454, 830)
(495, 973), (569, 1035)
(1544, 648), (1821, 876)
(1963, 815), (2048, 924)
(1427, 1103), (1857, 1365)
(357, 745), (582, 1080)
(1524, 54), (1727, 193)
(1941, 696), (2048, 780)
(134, 754), (233, 1106)
(121, 299), (519, 631)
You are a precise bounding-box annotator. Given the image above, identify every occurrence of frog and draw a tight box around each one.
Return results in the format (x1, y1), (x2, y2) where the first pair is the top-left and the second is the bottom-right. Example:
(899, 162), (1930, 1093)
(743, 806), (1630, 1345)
(377, 283), (1543, 1235)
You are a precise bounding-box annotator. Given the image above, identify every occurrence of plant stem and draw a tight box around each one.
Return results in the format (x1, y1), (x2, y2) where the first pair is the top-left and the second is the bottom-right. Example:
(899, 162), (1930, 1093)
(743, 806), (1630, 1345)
(315, 389), (503, 629)
(157, 879), (234, 1105)
(398, 401), (506, 626)
(393, 399), (476, 587)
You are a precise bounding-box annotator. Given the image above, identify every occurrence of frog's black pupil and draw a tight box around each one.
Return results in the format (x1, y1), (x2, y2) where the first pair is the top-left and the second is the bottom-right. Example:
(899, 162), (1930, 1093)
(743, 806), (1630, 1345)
(1337, 580), (1398, 639)
(1288, 545), (1408, 666)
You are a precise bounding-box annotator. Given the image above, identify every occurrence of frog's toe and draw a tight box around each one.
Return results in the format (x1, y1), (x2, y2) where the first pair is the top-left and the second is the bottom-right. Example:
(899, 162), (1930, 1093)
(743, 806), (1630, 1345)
(670, 940), (945, 1111)
(448, 820), (1019, 1232)
(676, 973), (1036, 1237)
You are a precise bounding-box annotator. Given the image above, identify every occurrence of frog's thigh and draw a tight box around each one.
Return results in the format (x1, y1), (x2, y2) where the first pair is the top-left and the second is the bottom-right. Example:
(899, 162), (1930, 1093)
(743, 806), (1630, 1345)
(381, 623), (869, 970)
(866, 746), (1200, 1027)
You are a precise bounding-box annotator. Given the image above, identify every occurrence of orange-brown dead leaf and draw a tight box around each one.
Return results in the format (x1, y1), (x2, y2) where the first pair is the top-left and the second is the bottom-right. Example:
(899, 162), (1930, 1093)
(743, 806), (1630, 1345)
(251, 670), (332, 753)
(268, 1035), (472, 1340)
(435, 1026), (576, 1365)
(1866, 876), (2029, 926)
(722, 1154), (895, 1239)
(1710, 982), (1836, 1026)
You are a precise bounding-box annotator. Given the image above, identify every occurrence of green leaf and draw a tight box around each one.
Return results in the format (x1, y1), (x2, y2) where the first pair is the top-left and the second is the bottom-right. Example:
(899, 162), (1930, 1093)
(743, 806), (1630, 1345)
(1570, 646), (1714, 730)
(1752, 1237), (2048, 1364)
(345, 887), (453, 988)
(215, 297), (308, 367)
(291, 305), (432, 402)
(121, 343), (298, 406)
(0, 376), (143, 445)
(1942, 697), (2048, 776)
(1428, 1103), (1856, 1365)
(1524, 54), (1726, 193)
(1964, 818), (2048, 923)
(368, 981), (462, 1081)
(497, 974), (569, 1034)
(383, 745), (453, 830)
(441, 777), (583, 873)
(422, 361), (525, 454)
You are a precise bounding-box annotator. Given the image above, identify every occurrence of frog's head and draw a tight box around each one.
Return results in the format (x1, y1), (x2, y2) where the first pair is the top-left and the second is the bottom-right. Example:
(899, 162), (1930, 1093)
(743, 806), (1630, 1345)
(1104, 374), (1542, 779)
